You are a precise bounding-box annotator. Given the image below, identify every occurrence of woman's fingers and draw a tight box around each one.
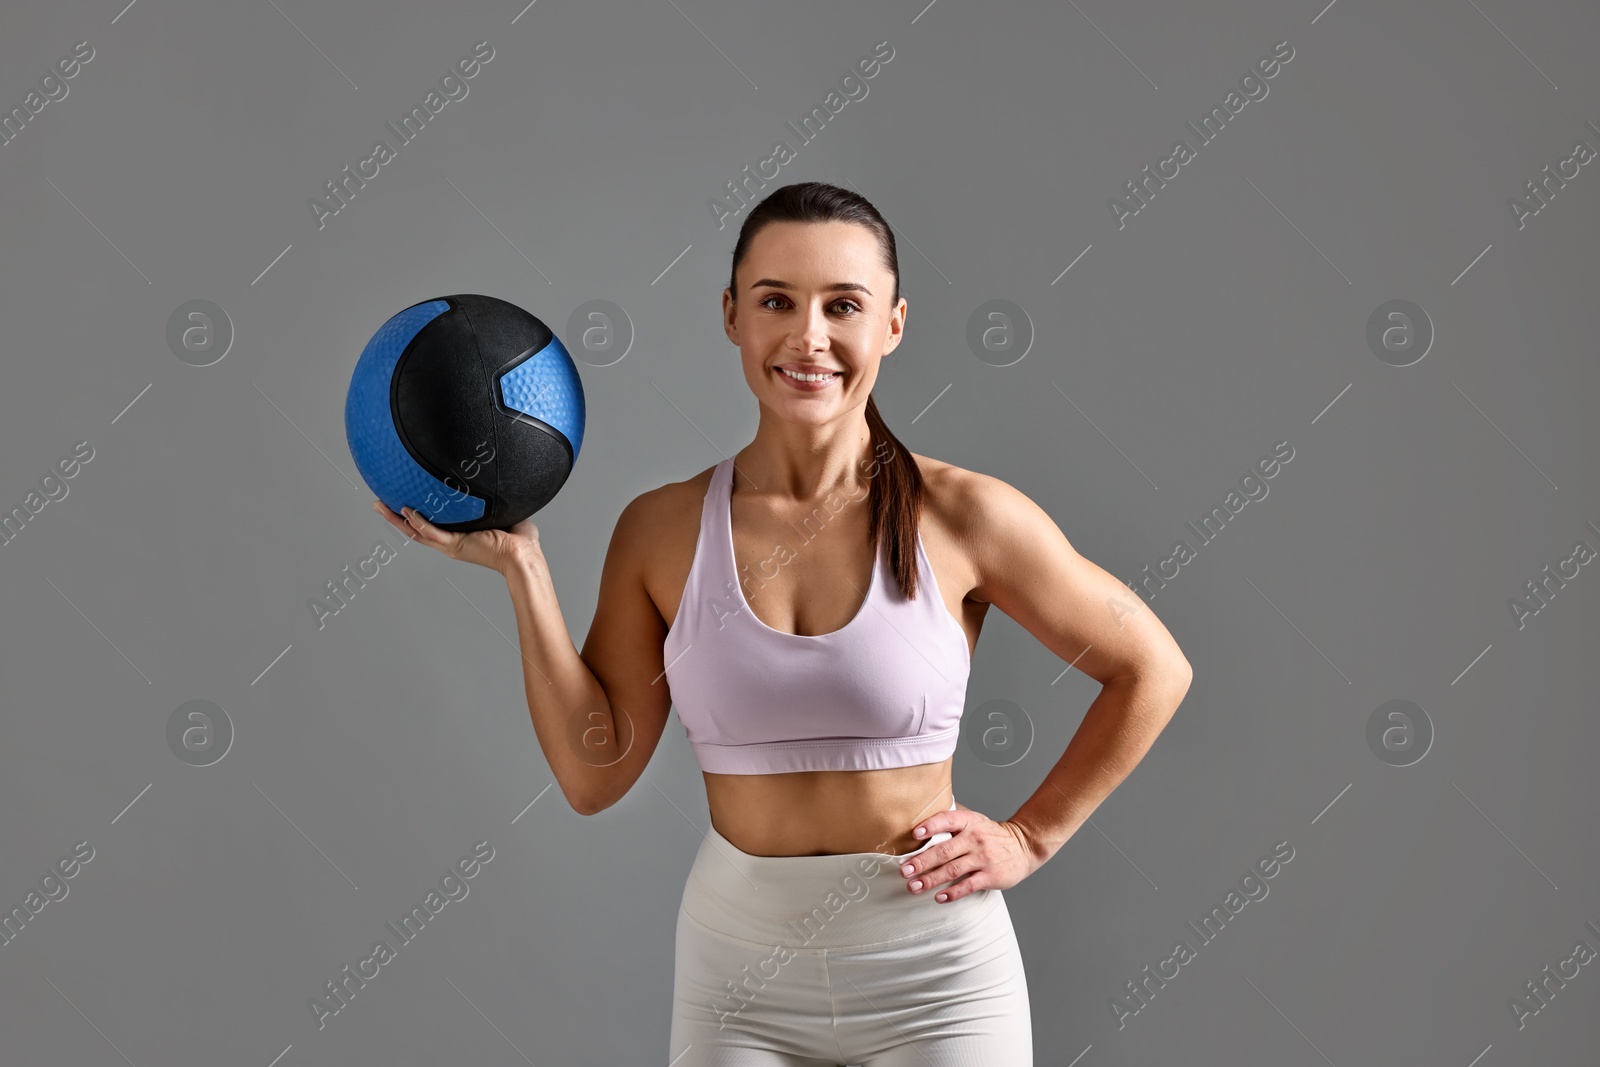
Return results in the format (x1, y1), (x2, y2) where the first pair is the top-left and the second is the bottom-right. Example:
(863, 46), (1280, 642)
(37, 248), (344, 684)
(399, 505), (433, 537)
(901, 819), (1041, 902)
(372, 501), (418, 540)
(915, 848), (994, 902)
(373, 501), (453, 552)
(904, 846), (972, 899)
(401, 506), (464, 554)
(901, 837), (956, 886)
(371, 500), (521, 574)
(929, 874), (983, 902)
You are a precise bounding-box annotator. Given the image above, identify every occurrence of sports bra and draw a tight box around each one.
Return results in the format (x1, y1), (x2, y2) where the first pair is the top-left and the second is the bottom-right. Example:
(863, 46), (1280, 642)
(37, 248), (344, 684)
(663, 456), (972, 775)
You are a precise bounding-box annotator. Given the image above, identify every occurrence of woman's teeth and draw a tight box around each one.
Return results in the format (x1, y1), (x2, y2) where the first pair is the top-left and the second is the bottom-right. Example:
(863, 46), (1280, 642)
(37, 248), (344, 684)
(779, 368), (839, 382)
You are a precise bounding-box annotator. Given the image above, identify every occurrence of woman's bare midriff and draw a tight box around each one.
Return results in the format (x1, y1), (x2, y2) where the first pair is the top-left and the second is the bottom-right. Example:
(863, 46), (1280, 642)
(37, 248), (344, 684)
(705, 757), (956, 857)
(661, 454), (983, 858)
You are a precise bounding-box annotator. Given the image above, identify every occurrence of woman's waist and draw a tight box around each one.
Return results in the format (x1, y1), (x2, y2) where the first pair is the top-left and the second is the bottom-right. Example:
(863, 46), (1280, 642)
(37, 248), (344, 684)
(703, 759), (955, 857)
(680, 807), (994, 952)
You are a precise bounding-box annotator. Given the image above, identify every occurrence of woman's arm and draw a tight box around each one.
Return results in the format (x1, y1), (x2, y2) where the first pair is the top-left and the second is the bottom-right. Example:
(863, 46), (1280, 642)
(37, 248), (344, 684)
(387, 487), (676, 816)
(503, 491), (675, 815)
(958, 471), (1193, 865)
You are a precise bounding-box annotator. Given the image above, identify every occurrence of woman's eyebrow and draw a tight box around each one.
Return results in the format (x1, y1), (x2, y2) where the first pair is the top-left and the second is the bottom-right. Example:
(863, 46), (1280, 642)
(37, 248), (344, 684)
(749, 278), (873, 295)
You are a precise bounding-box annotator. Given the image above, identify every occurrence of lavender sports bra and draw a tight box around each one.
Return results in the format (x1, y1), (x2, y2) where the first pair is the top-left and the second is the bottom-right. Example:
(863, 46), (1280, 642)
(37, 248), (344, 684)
(663, 457), (972, 775)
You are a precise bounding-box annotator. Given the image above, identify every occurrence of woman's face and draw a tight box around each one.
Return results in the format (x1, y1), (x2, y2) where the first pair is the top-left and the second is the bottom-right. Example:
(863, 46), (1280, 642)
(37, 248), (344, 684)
(723, 220), (905, 426)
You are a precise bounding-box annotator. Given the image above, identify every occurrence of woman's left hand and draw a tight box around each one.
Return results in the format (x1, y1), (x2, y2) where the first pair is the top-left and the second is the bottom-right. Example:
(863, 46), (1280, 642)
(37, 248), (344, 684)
(898, 808), (1046, 903)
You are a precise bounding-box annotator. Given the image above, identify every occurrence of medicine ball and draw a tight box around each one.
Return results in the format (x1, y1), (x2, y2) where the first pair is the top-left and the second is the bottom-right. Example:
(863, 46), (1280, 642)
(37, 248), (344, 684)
(344, 294), (585, 532)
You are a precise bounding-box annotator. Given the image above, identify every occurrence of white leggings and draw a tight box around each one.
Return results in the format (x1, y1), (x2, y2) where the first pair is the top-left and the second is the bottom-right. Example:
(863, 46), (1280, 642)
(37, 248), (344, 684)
(669, 804), (1033, 1065)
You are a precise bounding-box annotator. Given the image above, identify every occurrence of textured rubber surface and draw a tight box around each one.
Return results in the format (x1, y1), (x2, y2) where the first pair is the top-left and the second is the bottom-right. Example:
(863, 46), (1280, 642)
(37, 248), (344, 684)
(497, 334), (585, 459)
(343, 298), (488, 524)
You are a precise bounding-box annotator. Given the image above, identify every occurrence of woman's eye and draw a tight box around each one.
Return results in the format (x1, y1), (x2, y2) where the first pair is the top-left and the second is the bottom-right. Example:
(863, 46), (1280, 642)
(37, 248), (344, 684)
(757, 295), (860, 314)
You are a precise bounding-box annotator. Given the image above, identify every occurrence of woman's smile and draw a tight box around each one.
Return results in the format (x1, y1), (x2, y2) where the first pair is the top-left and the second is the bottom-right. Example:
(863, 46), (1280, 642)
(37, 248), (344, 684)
(773, 363), (844, 391)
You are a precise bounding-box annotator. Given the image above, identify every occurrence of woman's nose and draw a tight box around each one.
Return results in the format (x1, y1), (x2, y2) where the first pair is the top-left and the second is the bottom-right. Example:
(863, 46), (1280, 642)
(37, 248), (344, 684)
(790, 307), (830, 350)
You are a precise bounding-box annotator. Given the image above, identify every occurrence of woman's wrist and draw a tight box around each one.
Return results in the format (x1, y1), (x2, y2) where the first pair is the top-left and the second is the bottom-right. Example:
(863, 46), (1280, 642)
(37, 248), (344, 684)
(500, 546), (548, 581)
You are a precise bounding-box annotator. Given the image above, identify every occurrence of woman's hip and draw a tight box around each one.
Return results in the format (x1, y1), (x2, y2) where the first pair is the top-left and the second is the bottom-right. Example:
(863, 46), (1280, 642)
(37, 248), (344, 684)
(678, 811), (1000, 953)
(671, 866), (1031, 1063)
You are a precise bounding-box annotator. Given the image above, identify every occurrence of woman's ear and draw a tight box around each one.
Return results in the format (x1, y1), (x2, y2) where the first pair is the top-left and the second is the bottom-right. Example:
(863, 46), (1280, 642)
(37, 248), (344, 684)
(721, 289), (740, 344)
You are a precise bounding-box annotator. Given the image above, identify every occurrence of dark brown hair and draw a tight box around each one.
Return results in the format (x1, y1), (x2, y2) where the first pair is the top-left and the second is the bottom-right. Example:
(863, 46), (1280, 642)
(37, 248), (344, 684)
(727, 181), (925, 601)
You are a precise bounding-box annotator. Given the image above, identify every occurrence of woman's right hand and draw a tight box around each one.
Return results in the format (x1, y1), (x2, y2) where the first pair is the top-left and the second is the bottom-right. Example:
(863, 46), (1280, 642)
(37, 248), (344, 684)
(373, 500), (542, 576)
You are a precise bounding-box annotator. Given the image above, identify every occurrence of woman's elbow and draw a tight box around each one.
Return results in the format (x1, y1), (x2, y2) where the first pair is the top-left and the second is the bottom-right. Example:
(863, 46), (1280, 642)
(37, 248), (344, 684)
(563, 782), (612, 817)
(1132, 647), (1192, 700)
(1151, 632), (1193, 684)
(1161, 649), (1194, 692)
(569, 774), (637, 816)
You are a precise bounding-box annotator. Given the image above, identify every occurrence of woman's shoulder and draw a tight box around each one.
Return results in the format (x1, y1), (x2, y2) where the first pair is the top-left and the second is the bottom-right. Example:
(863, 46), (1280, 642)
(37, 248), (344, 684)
(615, 463), (716, 544)
(910, 452), (1016, 529)
(610, 464), (720, 617)
(911, 452), (1062, 560)
(910, 455), (1080, 610)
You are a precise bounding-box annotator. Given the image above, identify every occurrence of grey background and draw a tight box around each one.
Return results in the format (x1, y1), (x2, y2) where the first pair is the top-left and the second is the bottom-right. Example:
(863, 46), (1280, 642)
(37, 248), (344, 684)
(1, 0), (1596, 1064)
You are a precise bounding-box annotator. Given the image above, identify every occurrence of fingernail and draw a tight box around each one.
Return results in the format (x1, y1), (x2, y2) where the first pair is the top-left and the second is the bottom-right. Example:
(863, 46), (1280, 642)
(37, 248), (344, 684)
(913, 827), (926, 837)
(908, 879), (922, 891)
(935, 893), (948, 902)
(900, 863), (914, 877)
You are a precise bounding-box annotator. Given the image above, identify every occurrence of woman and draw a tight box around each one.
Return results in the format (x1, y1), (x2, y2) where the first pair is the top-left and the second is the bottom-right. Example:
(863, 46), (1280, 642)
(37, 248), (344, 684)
(375, 182), (1192, 1064)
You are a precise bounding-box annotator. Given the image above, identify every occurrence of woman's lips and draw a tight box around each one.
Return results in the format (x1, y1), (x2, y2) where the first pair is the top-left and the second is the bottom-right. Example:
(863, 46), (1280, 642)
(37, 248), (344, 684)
(774, 366), (841, 392)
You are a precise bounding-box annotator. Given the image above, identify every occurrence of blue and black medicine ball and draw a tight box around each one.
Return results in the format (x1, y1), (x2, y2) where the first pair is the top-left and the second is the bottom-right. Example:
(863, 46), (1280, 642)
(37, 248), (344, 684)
(344, 294), (585, 532)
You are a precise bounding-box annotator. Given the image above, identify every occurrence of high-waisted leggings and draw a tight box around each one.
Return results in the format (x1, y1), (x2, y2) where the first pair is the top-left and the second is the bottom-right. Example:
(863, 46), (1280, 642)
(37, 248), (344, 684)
(669, 803), (1033, 1065)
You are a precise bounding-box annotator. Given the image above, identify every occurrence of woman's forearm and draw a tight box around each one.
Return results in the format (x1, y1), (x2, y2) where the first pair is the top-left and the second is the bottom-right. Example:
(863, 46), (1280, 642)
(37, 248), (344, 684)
(502, 554), (621, 814)
(1007, 667), (1192, 865)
